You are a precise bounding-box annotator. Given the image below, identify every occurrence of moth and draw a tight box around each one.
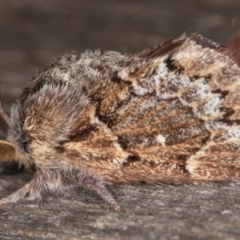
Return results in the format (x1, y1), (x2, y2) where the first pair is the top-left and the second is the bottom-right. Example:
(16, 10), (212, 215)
(1, 31), (240, 210)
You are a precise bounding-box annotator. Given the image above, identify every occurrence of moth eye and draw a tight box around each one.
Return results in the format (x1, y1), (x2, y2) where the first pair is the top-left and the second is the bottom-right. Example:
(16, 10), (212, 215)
(21, 140), (29, 153)
(82, 86), (87, 94)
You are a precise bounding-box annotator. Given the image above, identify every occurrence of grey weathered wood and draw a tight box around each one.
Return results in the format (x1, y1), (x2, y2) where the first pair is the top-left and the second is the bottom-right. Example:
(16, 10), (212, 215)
(1, 0), (240, 239)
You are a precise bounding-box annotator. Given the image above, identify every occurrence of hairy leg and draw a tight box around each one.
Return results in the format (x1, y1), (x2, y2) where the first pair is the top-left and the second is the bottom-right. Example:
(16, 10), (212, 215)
(80, 179), (120, 211)
(0, 169), (62, 205)
(0, 167), (120, 210)
(62, 168), (120, 211)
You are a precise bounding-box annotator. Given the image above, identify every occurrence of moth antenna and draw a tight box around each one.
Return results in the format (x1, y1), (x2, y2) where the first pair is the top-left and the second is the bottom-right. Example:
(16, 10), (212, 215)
(0, 100), (10, 126)
(0, 140), (16, 162)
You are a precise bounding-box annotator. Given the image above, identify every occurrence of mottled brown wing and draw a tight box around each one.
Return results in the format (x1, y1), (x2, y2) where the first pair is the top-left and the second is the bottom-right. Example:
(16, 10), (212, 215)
(63, 33), (240, 183)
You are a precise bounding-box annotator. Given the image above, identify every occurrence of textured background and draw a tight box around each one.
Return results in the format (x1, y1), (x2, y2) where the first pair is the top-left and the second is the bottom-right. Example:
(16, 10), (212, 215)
(1, 0), (240, 239)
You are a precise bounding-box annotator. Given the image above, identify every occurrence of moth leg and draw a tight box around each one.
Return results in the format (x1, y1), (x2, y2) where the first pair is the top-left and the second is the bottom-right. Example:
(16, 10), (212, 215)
(0, 169), (61, 205)
(0, 182), (34, 205)
(80, 181), (121, 211)
(64, 171), (120, 211)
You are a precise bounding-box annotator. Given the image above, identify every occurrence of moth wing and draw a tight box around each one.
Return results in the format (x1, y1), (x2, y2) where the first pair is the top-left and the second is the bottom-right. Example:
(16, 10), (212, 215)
(62, 33), (240, 183)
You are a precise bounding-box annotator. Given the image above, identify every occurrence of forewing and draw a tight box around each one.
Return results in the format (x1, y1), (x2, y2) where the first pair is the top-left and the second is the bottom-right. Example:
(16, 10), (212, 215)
(63, 33), (240, 183)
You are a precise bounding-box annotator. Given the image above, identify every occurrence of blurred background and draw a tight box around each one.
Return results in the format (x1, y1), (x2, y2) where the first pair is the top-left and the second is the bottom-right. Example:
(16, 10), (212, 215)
(1, 0), (240, 114)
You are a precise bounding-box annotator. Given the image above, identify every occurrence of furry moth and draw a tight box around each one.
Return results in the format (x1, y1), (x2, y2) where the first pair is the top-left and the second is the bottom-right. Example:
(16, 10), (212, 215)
(1, 31), (240, 210)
